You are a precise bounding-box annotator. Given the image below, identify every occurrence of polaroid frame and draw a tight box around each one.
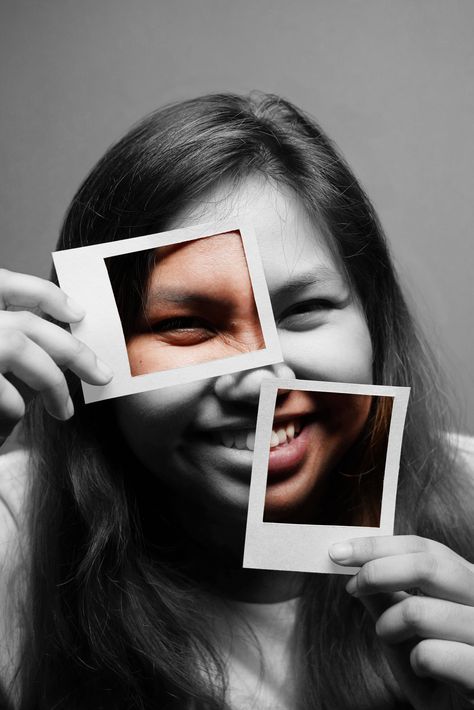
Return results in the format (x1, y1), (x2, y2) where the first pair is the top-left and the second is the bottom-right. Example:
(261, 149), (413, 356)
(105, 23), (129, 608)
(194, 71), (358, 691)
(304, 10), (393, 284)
(243, 379), (410, 575)
(52, 219), (283, 403)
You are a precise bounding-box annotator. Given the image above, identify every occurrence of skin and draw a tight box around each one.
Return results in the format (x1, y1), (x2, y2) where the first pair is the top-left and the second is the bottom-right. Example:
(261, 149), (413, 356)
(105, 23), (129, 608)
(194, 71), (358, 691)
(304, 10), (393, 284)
(113, 177), (373, 539)
(126, 233), (264, 375)
(0, 269), (112, 437)
(1, 175), (473, 705)
(329, 535), (474, 708)
(264, 390), (373, 523)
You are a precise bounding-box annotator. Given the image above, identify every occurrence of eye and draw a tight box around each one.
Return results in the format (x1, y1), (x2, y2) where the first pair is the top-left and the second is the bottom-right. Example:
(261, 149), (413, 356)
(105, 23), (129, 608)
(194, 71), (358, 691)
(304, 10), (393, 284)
(278, 299), (337, 330)
(149, 316), (217, 345)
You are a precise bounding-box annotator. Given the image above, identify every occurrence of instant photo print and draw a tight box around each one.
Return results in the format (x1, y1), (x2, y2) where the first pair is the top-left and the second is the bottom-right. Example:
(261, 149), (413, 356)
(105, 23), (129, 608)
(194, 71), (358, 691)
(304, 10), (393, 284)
(243, 379), (410, 575)
(52, 219), (282, 403)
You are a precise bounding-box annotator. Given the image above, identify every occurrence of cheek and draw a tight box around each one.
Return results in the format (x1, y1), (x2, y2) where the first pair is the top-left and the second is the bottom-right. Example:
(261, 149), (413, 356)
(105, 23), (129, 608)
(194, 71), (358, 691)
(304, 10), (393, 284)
(306, 395), (372, 483)
(325, 394), (373, 439)
(126, 336), (176, 375)
(280, 317), (373, 384)
(114, 381), (209, 468)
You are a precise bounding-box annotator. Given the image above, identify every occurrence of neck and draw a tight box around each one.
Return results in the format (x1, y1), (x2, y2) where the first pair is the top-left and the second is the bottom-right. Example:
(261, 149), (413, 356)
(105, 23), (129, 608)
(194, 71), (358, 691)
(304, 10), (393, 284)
(171, 502), (307, 603)
(214, 566), (307, 603)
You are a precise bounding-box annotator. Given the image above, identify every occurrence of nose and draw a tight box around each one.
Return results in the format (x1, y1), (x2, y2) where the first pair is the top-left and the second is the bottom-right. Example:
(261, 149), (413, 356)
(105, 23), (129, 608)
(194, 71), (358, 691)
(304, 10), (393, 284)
(213, 362), (296, 405)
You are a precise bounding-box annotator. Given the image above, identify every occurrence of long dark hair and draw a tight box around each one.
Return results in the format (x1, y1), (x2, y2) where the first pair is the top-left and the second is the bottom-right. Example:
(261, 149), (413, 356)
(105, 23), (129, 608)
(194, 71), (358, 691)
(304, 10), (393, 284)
(7, 93), (472, 709)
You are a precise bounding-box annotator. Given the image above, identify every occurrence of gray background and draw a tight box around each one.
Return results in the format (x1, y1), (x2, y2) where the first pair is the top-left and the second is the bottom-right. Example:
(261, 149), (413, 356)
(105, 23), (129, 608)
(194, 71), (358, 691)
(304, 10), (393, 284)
(1, 0), (473, 433)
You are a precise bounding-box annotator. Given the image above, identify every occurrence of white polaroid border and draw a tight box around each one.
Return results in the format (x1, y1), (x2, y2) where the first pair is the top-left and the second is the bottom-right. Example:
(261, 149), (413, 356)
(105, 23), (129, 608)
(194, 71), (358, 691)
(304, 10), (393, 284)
(52, 219), (283, 403)
(243, 379), (410, 575)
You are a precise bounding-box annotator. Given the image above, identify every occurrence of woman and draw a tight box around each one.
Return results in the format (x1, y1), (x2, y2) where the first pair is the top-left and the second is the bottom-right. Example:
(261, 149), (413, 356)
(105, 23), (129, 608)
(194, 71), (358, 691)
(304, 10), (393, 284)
(0, 93), (473, 709)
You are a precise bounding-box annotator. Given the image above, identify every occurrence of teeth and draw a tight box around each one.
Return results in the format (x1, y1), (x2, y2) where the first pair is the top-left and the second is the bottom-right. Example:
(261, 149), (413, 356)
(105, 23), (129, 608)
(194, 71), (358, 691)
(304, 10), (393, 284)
(270, 431), (280, 448)
(270, 419), (302, 449)
(234, 433), (247, 450)
(216, 429), (256, 451)
(215, 418), (303, 451)
(221, 431), (234, 448)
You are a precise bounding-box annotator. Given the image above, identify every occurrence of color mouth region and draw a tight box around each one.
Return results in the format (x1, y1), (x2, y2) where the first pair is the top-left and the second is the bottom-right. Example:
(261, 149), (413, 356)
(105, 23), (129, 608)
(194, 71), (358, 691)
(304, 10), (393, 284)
(267, 417), (313, 480)
(211, 415), (316, 481)
(213, 417), (305, 452)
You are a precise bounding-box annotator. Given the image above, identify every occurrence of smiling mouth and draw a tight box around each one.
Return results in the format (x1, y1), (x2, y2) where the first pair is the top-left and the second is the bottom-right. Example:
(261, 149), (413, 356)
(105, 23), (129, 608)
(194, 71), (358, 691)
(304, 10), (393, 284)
(211, 417), (308, 452)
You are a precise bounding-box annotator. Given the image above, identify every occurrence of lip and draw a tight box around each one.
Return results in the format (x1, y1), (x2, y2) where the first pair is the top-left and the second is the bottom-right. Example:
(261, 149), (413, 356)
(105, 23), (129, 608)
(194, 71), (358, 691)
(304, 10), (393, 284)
(272, 409), (318, 426)
(267, 421), (312, 480)
(184, 411), (319, 483)
(183, 432), (254, 481)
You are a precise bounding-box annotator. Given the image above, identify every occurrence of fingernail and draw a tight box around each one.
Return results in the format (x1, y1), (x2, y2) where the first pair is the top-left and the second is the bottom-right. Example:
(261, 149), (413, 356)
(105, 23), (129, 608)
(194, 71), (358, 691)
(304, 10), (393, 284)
(345, 577), (358, 596)
(96, 359), (113, 381)
(329, 543), (353, 562)
(66, 297), (86, 320)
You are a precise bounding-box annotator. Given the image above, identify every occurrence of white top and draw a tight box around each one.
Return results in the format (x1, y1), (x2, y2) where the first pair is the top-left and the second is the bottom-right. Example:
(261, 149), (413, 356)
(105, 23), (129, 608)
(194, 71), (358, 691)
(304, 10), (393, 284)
(0, 426), (473, 708)
(211, 596), (298, 710)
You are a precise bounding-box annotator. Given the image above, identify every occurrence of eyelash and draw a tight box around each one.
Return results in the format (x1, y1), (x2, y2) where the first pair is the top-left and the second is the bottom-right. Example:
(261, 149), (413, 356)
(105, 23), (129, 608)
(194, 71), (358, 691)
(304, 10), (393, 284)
(147, 298), (339, 337)
(151, 316), (215, 332)
(278, 299), (337, 326)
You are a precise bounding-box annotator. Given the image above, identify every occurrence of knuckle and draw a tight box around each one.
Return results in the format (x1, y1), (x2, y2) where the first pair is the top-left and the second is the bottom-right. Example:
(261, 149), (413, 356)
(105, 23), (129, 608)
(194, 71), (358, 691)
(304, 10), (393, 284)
(401, 597), (425, 630)
(45, 279), (63, 301)
(2, 329), (28, 354)
(410, 640), (436, 677)
(360, 537), (377, 558)
(34, 279), (61, 310)
(360, 560), (379, 589)
(417, 553), (438, 584)
(48, 369), (66, 390)
(16, 310), (36, 328)
(67, 337), (87, 360)
(407, 535), (426, 552)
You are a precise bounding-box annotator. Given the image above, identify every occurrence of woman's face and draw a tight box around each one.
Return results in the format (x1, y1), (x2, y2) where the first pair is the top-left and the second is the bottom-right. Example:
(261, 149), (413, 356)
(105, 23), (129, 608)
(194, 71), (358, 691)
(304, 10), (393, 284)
(114, 176), (373, 534)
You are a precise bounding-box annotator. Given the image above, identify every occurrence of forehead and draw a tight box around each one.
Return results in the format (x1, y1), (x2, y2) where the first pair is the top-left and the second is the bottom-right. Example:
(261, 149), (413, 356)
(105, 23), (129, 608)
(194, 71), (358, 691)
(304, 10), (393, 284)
(166, 175), (345, 293)
(154, 231), (247, 275)
(148, 232), (252, 301)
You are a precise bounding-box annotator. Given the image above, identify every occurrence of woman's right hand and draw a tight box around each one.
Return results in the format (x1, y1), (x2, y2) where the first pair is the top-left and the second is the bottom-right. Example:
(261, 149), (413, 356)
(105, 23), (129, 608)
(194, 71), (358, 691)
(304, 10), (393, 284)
(0, 268), (113, 439)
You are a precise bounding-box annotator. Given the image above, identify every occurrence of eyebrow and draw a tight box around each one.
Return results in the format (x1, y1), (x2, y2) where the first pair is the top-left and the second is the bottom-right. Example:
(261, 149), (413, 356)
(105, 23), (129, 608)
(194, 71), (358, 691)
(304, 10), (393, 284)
(272, 267), (347, 301)
(145, 288), (235, 310)
(146, 267), (345, 310)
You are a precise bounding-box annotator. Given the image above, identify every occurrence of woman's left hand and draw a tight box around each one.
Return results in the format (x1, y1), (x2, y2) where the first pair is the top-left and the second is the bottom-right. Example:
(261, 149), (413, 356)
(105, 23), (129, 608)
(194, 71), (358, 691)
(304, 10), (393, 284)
(329, 535), (474, 709)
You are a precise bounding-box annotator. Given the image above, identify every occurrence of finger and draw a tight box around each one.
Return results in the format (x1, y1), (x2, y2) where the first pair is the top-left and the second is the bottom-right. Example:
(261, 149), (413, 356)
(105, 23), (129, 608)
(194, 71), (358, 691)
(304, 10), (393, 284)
(411, 639), (474, 699)
(0, 332), (72, 420)
(0, 269), (85, 323)
(345, 553), (474, 605)
(329, 535), (470, 569)
(359, 591), (409, 621)
(0, 373), (26, 437)
(360, 594), (462, 710)
(376, 596), (474, 645)
(0, 312), (112, 385)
